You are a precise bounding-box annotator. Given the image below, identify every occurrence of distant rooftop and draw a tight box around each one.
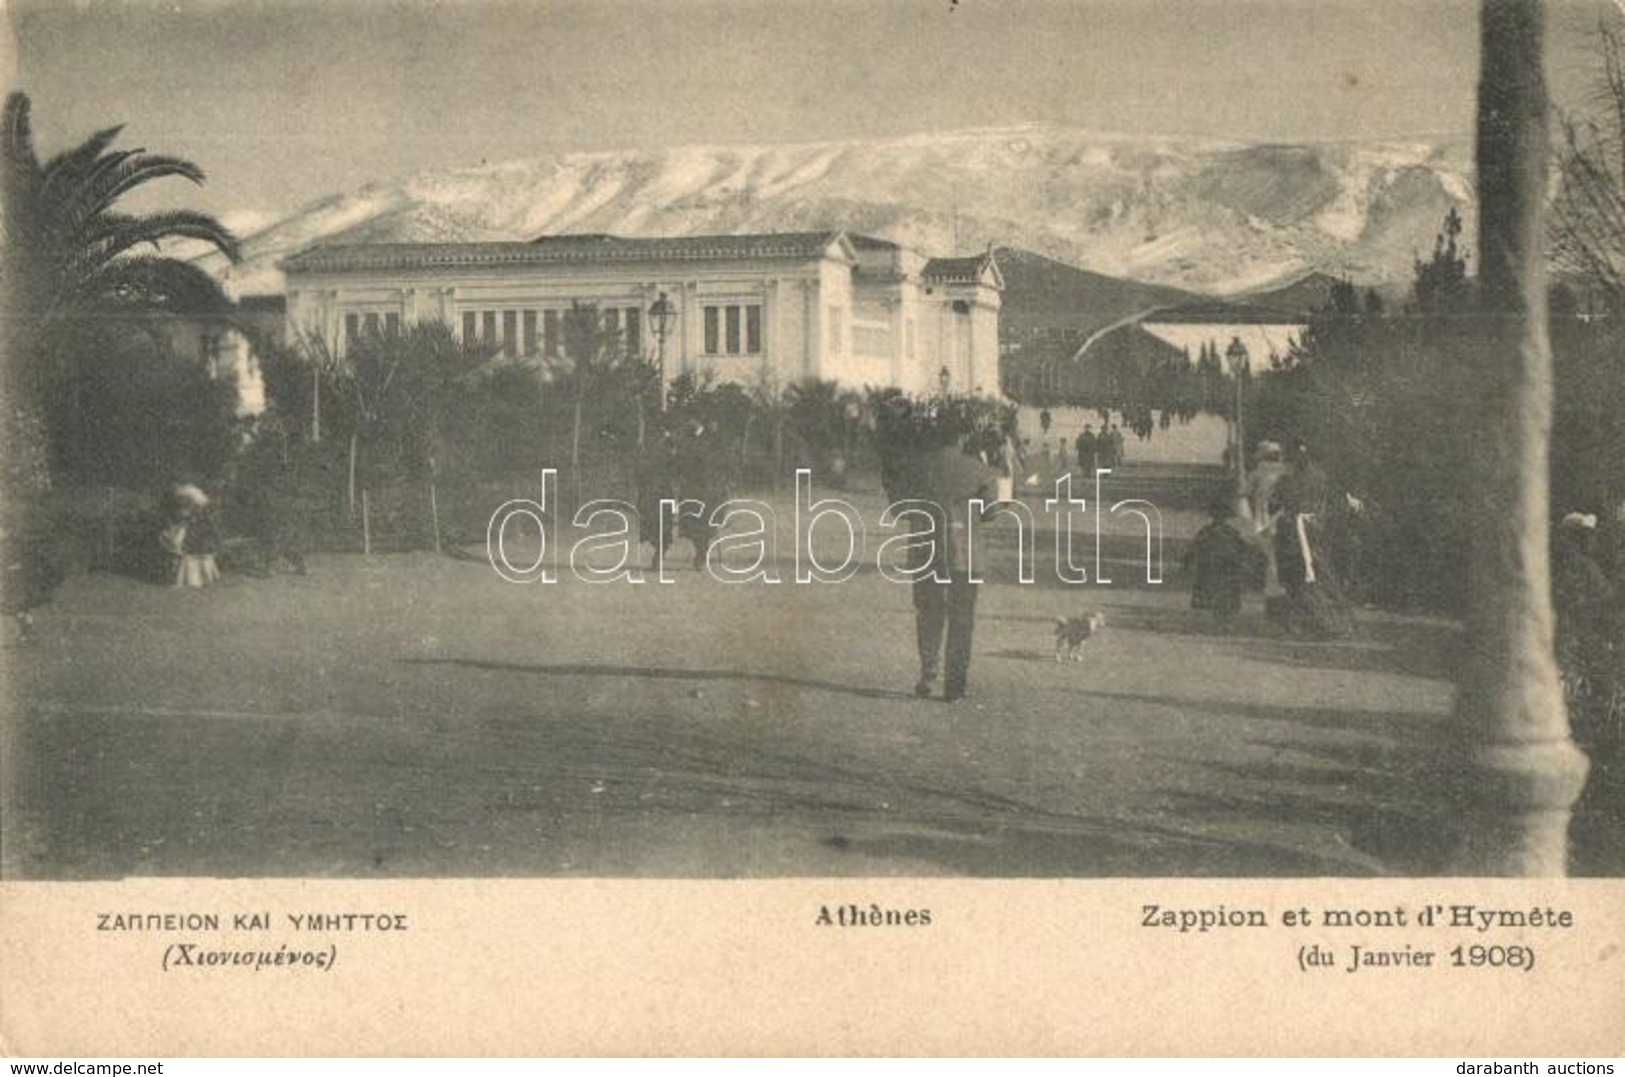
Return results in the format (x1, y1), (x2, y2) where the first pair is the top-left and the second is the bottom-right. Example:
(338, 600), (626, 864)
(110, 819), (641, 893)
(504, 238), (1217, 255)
(281, 231), (853, 273)
(1142, 302), (1303, 326)
(923, 252), (1002, 288)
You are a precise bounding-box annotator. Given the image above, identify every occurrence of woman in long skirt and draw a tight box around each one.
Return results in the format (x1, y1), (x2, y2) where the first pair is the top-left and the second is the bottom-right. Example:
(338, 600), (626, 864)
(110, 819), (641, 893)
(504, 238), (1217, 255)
(1269, 448), (1353, 639)
(172, 485), (220, 588)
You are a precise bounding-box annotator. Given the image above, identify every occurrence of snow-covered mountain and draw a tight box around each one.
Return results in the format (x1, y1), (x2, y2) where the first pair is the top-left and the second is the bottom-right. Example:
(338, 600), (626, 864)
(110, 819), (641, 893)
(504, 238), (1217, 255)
(200, 124), (1473, 298)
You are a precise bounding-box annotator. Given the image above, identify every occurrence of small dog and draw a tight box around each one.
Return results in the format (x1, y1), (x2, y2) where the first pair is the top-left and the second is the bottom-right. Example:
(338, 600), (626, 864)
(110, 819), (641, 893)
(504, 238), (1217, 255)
(1054, 612), (1107, 661)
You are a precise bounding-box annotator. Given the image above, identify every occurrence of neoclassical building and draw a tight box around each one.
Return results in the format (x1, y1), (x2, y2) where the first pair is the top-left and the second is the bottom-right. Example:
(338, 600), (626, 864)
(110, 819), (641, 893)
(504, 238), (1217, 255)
(279, 231), (1002, 397)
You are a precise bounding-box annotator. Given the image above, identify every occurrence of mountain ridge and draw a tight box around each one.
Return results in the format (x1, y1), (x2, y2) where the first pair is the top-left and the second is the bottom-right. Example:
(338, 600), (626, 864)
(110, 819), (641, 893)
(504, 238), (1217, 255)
(196, 124), (1473, 300)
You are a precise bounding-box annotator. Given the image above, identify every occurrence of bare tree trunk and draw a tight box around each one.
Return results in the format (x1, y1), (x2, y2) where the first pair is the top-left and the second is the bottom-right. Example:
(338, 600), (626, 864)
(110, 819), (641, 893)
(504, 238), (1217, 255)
(428, 478), (442, 555)
(1444, 0), (1589, 874)
(347, 432), (359, 519)
(772, 416), (784, 495)
(571, 393), (584, 506)
(103, 486), (114, 568)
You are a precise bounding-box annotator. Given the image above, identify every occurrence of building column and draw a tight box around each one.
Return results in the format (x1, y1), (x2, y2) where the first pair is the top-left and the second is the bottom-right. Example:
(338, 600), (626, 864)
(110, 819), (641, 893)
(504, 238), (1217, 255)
(887, 296), (903, 389)
(965, 301), (977, 393)
(1443, 0), (1589, 875)
(324, 290), (341, 354)
(801, 279), (818, 380)
(681, 281), (699, 376)
(764, 278), (781, 384)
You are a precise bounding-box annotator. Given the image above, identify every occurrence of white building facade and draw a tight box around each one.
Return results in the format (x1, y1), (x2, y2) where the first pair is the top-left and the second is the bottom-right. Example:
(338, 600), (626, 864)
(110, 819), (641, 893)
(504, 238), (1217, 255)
(279, 231), (1002, 398)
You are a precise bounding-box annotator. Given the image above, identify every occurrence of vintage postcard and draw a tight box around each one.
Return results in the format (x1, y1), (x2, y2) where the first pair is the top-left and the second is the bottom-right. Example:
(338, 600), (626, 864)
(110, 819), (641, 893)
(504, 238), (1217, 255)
(1, 0), (1621, 1057)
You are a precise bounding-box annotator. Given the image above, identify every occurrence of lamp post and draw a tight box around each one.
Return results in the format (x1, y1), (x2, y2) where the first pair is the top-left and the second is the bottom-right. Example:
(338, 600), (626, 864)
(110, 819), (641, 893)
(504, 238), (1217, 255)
(1225, 336), (1249, 518)
(648, 291), (677, 412)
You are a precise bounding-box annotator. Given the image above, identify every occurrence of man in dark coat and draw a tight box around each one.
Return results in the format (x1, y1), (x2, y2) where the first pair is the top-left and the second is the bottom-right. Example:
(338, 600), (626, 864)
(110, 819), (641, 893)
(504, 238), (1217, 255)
(1075, 424), (1098, 474)
(673, 419), (731, 570)
(893, 430), (1004, 703)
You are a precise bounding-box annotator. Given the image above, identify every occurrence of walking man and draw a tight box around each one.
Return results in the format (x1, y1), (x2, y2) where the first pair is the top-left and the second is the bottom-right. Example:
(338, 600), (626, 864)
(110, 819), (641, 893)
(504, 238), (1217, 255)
(898, 427), (1006, 703)
(1075, 424), (1098, 475)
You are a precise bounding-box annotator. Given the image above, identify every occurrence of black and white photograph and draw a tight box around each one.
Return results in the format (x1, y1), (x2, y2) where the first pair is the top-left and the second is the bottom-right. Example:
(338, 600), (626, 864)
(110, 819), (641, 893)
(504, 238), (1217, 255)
(1, 0), (1622, 1057)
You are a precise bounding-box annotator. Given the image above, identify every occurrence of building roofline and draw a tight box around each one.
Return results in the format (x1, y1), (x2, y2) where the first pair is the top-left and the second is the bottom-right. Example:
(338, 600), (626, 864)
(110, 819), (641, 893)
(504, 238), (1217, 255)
(280, 231), (858, 274)
(923, 250), (1004, 290)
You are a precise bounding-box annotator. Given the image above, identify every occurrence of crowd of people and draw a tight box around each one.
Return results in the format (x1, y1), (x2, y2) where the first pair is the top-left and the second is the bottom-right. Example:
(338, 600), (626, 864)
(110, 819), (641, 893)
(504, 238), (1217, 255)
(1073, 422), (1127, 474)
(1016, 419), (1130, 493)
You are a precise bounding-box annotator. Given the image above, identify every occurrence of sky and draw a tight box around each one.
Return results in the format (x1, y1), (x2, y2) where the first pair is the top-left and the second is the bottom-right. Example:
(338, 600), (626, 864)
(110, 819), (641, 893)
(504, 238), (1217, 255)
(4, 0), (1620, 227)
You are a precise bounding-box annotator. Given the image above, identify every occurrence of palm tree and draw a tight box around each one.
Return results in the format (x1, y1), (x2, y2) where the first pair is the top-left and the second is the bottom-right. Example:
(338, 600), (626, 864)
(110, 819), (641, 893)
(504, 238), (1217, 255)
(1, 91), (240, 634)
(1, 91), (241, 395)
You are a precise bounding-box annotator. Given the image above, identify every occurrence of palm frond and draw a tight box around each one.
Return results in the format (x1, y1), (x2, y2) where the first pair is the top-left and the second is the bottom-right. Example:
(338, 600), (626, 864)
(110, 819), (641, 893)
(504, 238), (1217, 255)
(38, 125), (129, 207)
(64, 153), (208, 228)
(82, 209), (241, 263)
(2, 92), (40, 178)
(47, 148), (141, 228)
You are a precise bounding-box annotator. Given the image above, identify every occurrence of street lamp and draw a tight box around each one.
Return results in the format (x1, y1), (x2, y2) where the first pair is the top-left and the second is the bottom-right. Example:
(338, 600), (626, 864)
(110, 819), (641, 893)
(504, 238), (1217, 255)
(648, 291), (678, 412)
(1224, 336), (1249, 517)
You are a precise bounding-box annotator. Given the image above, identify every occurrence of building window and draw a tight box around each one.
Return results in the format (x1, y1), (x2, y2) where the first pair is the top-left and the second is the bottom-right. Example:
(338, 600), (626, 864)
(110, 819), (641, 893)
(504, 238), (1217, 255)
(364, 313), (381, 336)
(603, 308), (621, 340)
(385, 312), (400, 335)
(523, 310), (538, 356)
(462, 311), (477, 343)
(482, 311), (497, 346)
(503, 310), (518, 357)
(346, 313), (361, 346)
(624, 308), (642, 356)
(703, 303), (762, 356)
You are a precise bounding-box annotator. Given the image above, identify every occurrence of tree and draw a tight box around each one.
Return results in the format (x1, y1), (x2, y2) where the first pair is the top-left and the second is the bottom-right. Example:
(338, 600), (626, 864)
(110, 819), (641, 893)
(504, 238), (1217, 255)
(1412, 206), (1471, 315)
(553, 301), (658, 501)
(322, 321), (472, 547)
(2, 92), (240, 398)
(1, 91), (240, 624)
(1550, 22), (1625, 309)
(783, 378), (864, 476)
(1443, 0), (1587, 875)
